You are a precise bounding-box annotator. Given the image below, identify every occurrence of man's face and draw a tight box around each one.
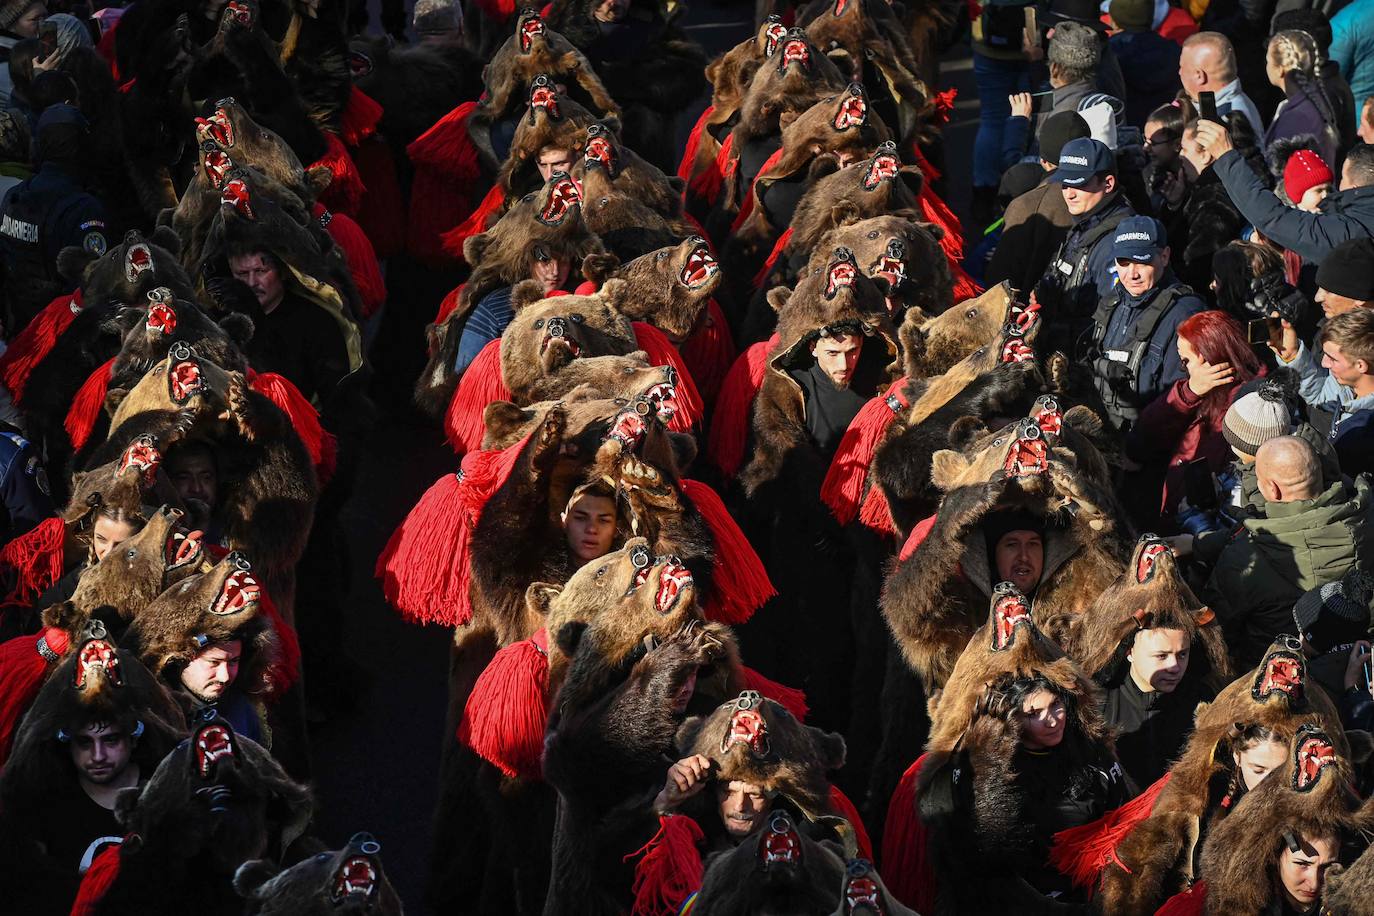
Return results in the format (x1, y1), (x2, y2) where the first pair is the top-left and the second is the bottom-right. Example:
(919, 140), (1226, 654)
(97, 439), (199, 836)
(530, 249), (571, 295)
(717, 780), (768, 838)
(810, 334), (862, 388)
(1127, 627), (1190, 693)
(1315, 287), (1366, 320)
(92, 516), (139, 563)
(167, 451), (218, 509)
(563, 493), (617, 565)
(592, 0), (629, 22)
(228, 253), (285, 313)
(1116, 251), (1168, 298)
(70, 722), (134, 786)
(994, 530), (1043, 593)
(536, 147), (574, 182)
(1278, 833), (1339, 911)
(1061, 174), (1112, 216)
(180, 640), (242, 702)
(1359, 104), (1374, 146)
(1321, 341), (1368, 388)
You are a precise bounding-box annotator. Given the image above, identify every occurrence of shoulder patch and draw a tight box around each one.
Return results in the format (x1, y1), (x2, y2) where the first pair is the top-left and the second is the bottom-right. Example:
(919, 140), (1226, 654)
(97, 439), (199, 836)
(78, 219), (107, 231)
(82, 231), (108, 255)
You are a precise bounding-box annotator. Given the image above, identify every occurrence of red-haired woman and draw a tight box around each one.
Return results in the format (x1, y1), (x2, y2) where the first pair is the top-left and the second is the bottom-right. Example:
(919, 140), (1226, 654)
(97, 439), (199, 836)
(1127, 310), (1263, 527)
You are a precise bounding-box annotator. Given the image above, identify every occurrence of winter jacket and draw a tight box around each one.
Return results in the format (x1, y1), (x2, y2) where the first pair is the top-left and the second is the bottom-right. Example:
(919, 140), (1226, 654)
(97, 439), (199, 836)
(1036, 192), (1134, 341)
(1110, 30), (1183, 128)
(1286, 340), (1374, 480)
(1213, 149), (1374, 263)
(1129, 376), (1248, 519)
(1263, 74), (1339, 168)
(1163, 168), (1248, 294)
(985, 177), (1072, 294)
(1201, 476), (1374, 670)
(1331, 0), (1374, 130)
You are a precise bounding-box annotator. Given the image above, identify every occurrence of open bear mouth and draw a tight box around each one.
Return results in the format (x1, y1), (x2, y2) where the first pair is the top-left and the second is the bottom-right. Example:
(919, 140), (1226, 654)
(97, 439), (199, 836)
(761, 19), (786, 57)
(778, 37), (811, 72)
(202, 147), (233, 189)
(538, 175), (580, 225)
(656, 559), (692, 614)
(680, 244), (718, 289)
(224, 0), (253, 25)
(75, 639), (121, 689)
(527, 76), (560, 120)
(125, 243), (153, 284)
(166, 529), (204, 570)
(721, 691), (771, 756)
(1253, 645), (1305, 702)
(220, 177), (254, 219)
(167, 358), (203, 404)
(196, 109), (234, 148)
(194, 723), (235, 778)
(539, 315), (582, 359)
(333, 856), (379, 902)
(608, 406), (648, 452)
(1031, 395), (1062, 437)
(644, 382), (678, 424)
(584, 135), (618, 176)
(1000, 337), (1035, 364)
(991, 585), (1032, 651)
(760, 813), (801, 868)
(147, 301), (177, 336)
(119, 435), (162, 485)
(844, 877), (882, 914)
(212, 561), (261, 616)
(825, 248), (859, 299)
(1135, 540), (1170, 583)
(1293, 727), (1335, 792)
(518, 11), (544, 53)
(1003, 419), (1048, 477)
(870, 238), (907, 288)
(862, 144), (900, 191)
(833, 88), (867, 130)
(833, 0), (851, 14)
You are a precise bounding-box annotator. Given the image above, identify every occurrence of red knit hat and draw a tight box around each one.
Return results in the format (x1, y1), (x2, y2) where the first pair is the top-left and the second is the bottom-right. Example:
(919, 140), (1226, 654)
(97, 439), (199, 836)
(1283, 149), (1334, 203)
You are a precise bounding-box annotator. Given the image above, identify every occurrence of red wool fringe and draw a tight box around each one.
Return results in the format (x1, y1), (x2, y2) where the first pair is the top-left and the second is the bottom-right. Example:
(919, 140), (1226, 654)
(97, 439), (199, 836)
(0, 625), (69, 766)
(856, 483), (897, 536)
(0, 289), (82, 405)
(69, 841), (122, 915)
(312, 132), (367, 218)
(339, 86), (383, 147)
(681, 480), (774, 623)
(441, 184), (507, 262)
(679, 298), (735, 406)
(820, 377), (908, 525)
(752, 227), (793, 288)
(0, 515), (66, 608)
(739, 665), (808, 721)
(247, 370), (338, 486)
(880, 753), (935, 912)
(65, 358), (116, 451)
(317, 204), (386, 319)
(704, 337), (775, 479)
(1050, 771), (1172, 889)
(828, 784), (874, 859)
(909, 143), (942, 184)
(920, 184), (965, 263)
(1157, 882), (1208, 916)
(951, 263), (984, 305)
(677, 105), (715, 182)
(407, 101), (483, 265)
(728, 146), (784, 235)
(435, 284), (464, 325)
(898, 512), (939, 561)
(631, 323), (703, 432)
(349, 136), (407, 261)
(374, 433), (533, 627)
(688, 131), (732, 209)
(257, 590), (301, 699)
(627, 814), (705, 916)
(457, 627), (549, 780)
(444, 339), (512, 454)
(932, 88), (959, 125)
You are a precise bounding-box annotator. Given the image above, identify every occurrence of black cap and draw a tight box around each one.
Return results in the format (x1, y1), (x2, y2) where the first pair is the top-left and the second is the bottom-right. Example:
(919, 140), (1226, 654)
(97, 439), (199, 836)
(1315, 238), (1374, 301)
(1293, 570), (1374, 653)
(984, 509), (1044, 551)
(1038, 111), (1092, 166)
(1048, 0), (1109, 29)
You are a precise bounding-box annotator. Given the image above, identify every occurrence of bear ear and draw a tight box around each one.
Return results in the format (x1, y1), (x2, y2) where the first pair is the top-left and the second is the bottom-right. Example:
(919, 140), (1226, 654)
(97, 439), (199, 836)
(218, 312), (255, 348)
(305, 165), (333, 196)
(149, 225), (181, 256)
(40, 599), (82, 634)
(808, 726), (847, 771)
(510, 279), (548, 313)
(828, 200), (861, 229)
(1064, 404), (1104, 437)
(626, 350), (649, 363)
(667, 176), (686, 197)
(597, 277), (628, 309)
(483, 400), (535, 442)
(673, 715), (707, 754)
(113, 785), (142, 826)
(582, 251), (619, 283)
(668, 431), (697, 470)
(600, 113), (623, 135)
(929, 449), (971, 491)
(916, 220), (946, 242)
(1346, 729), (1374, 764)
(898, 166), (924, 198)
(947, 416), (987, 449)
(56, 245), (99, 284)
(524, 581), (563, 618)
(104, 387), (130, 418)
(765, 286), (792, 314)
(555, 620), (589, 658)
(232, 860), (280, 899)
(463, 232), (492, 267)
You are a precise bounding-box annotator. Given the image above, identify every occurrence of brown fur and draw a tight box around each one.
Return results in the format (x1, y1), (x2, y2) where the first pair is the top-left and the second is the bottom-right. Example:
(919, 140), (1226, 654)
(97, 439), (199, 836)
(609, 238), (721, 341)
(234, 834), (403, 915)
(683, 19), (780, 186)
(732, 28), (846, 151)
(900, 281), (1034, 380)
(480, 10), (619, 125)
(1321, 832), (1374, 915)
(691, 814), (849, 915)
(813, 213), (951, 319)
(496, 80), (608, 199)
(571, 120), (685, 222)
(185, 99), (330, 213)
(65, 435), (166, 527)
(576, 153), (685, 260)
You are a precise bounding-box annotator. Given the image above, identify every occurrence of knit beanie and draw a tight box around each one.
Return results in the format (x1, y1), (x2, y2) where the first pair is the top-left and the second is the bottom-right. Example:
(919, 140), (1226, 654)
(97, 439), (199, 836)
(984, 509), (1044, 553)
(1283, 149), (1334, 204)
(1293, 570), (1374, 653)
(0, 0), (38, 32)
(1038, 110), (1092, 165)
(1048, 21), (1101, 73)
(1315, 238), (1374, 301)
(413, 0), (461, 36)
(1110, 0), (1154, 32)
(1222, 378), (1294, 456)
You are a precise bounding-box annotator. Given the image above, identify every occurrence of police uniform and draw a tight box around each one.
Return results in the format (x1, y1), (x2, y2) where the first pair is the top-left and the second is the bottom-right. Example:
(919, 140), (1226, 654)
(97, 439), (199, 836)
(0, 429), (54, 542)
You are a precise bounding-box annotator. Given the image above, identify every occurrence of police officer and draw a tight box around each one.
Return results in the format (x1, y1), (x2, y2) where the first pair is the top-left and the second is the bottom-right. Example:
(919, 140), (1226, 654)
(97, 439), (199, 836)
(0, 103), (110, 332)
(1085, 215), (1205, 432)
(0, 426), (53, 542)
(1034, 137), (1135, 344)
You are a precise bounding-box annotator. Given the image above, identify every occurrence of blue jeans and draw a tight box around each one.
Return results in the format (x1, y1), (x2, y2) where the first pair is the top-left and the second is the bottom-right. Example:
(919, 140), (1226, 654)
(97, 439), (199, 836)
(972, 51), (1031, 189)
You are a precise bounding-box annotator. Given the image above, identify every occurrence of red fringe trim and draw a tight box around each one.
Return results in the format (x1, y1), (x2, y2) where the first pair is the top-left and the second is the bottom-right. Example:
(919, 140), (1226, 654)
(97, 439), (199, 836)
(340, 86), (383, 147)
(687, 131), (732, 208)
(952, 263), (984, 305)
(247, 370), (338, 486)
(627, 814), (705, 916)
(69, 840), (122, 915)
(880, 753), (935, 912)
(932, 88), (958, 125)
(679, 298), (735, 407)
(374, 432), (533, 627)
(739, 665), (808, 721)
(435, 284), (464, 325)
(828, 784), (874, 860)
(312, 132), (367, 217)
(441, 184), (506, 263)
(0, 625), (69, 766)
(681, 479), (774, 623)
(444, 339), (512, 454)
(856, 482), (897, 536)
(1049, 771), (1172, 889)
(705, 337), (775, 479)
(0, 516), (66, 608)
(257, 590), (301, 699)
(631, 323), (703, 433)
(317, 203), (386, 319)
(406, 101), (483, 265)
(677, 105), (715, 182)
(898, 512), (939, 561)
(65, 357), (115, 451)
(0, 289), (82, 405)
(820, 377), (908, 525)
(457, 627), (549, 780)
(920, 184), (965, 263)
(752, 227), (793, 288)
(1156, 881), (1208, 916)
(910, 143), (942, 184)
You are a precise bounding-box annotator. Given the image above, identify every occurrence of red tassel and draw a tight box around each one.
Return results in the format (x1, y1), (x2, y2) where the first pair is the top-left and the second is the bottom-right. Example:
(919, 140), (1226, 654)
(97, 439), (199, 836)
(910, 143), (942, 184)
(64, 357), (115, 451)
(312, 132), (367, 218)
(752, 227), (793, 288)
(705, 337), (775, 479)
(409, 101), (480, 176)
(0, 516), (66, 608)
(898, 512), (939, 561)
(407, 101), (483, 266)
(626, 814), (705, 916)
(688, 131), (732, 208)
(919, 184), (965, 263)
(932, 88), (958, 125)
(69, 840), (122, 915)
(1050, 771), (1172, 889)
(880, 753), (936, 912)
(456, 627), (549, 780)
(679, 298), (735, 406)
(729, 146), (785, 235)
(374, 432), (533, 627)
(1156, 881), (1208, 916)
(828, 784), (874, 860)
(444, 339), (512, 454)
(256, 590), (300, 700)
(246, 370), (338, 486)
(435, 284), (464, 325)
(952, 263), (984, 305)
(677, 105), (715, 182)
(821, 377), (908, 525)
(739, 665), (808, 721)
(349, 135), (406, 261)
(631, 323), (703, 432)
(441, 184), (507, 263)
(856, 484), (897, 536)
(0, 289), (83, 405)
(339, 86), (383, 147)
(0, 625), (69, 766)
(316, 203), (386, 319)
(681, 479), (774, 624)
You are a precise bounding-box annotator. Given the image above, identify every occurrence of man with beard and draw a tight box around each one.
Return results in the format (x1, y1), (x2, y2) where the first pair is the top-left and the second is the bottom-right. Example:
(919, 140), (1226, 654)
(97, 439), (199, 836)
(791, 327), (867, 464)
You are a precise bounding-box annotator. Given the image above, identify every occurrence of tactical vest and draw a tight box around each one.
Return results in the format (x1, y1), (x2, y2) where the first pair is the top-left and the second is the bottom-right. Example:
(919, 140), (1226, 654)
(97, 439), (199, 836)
(1088, 284), (1192, 431)
(1037, 208), (1131, 334)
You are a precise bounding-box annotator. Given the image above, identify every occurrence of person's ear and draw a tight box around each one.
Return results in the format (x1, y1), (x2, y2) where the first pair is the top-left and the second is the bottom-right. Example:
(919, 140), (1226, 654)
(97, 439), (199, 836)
(1159, 247), (1172, 269)
(1103, 174), (1117, 194)
(1357, 359), (1370, 376)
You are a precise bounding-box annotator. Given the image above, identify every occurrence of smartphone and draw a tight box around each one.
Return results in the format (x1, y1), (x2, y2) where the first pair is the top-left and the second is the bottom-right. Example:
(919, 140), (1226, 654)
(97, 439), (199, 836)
(39, 25), (56, 56)
(1183, 457), (1218, 512)
(1198, 90), (1218, 122)
(1246, 317), (1277, 345)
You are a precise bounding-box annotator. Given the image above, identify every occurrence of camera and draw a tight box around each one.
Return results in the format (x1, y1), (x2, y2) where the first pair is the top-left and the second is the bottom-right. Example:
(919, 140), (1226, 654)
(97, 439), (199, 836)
(1244, 271), (1308, 326)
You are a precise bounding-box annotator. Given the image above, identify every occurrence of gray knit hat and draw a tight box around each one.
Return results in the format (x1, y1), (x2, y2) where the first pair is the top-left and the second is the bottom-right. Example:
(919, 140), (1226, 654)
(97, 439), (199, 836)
(1048, 21), (1101, 74)
(1222, 378), (1294, 456)
(0, 0), (41, 32)
(413, 0), (461, 36)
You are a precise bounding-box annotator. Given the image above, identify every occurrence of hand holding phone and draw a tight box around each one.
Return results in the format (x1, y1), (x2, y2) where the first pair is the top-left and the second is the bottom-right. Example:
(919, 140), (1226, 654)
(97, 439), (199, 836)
(1198, 90), (1218, 123)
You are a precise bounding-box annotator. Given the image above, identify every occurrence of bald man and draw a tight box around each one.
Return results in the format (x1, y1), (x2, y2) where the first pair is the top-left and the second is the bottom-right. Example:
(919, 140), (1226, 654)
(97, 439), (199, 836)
(1192, 434), (1374, 668)
(1178, 32), (1264, 138)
